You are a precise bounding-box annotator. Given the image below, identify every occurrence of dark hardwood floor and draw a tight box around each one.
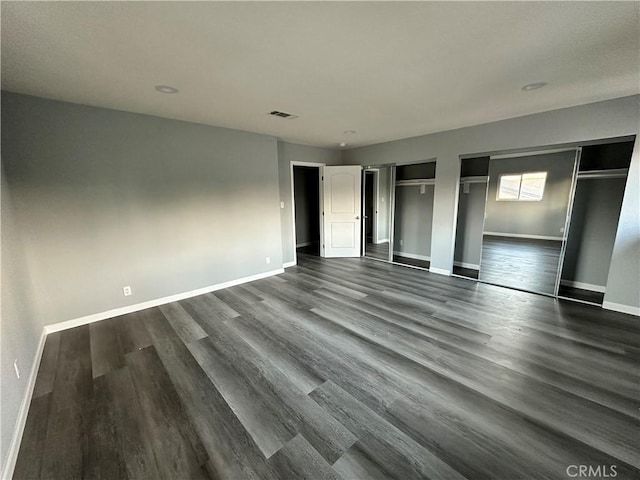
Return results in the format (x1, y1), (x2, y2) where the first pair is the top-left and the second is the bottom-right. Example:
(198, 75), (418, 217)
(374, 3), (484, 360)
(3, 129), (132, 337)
(558, 284), (605, 305)
(14, 253), (640, 479)
(392, 255), (431, 270)
(479, 235), (562, 295)
(452, 265), (479, 279)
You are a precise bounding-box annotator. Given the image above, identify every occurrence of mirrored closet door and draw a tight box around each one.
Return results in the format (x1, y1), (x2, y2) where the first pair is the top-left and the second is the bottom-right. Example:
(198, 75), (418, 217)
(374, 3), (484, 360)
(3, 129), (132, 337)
(455, 149), (579, 296)
(362, 165), (394, 262)
(392, 162), (436, 270)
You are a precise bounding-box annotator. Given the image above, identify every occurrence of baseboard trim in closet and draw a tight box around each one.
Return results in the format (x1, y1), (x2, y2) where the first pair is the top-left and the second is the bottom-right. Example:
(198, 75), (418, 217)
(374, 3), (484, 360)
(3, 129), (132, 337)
(392, 251), (431, 262)
(453, 261), (480, 270)
(483, 232), (564, 241)
(559, 280), (606, 293)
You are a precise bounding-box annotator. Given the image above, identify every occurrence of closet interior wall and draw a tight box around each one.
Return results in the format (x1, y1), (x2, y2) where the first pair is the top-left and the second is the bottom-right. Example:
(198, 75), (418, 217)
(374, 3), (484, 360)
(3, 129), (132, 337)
(393, 162), (436, 270)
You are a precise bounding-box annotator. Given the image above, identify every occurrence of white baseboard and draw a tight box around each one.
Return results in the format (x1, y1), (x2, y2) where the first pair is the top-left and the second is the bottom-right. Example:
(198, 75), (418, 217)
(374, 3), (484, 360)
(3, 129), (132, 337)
(393, 251), (431, 262)
(374, 238), (390, 244)
(283, 261), (297, 268)
(602, 301), (640, 316)
(483, 232), (563, 241)
(1, 331), (48, 480)
(560, 280), (605, 293)
(3, 267), (287, 477)
(429, 267), (451, 276)
(453, 261), (480, 270)
(296, 241), (313, 248)
(44, 268), (284, 334)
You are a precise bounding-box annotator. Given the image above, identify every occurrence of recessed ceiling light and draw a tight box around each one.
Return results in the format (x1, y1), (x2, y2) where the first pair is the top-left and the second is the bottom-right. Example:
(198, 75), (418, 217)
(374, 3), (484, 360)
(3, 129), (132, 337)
(155, 85), (179, 94)
(339, 142), (346, 147)
(521, 82), (547, 91)
(344, 130), (357, 135)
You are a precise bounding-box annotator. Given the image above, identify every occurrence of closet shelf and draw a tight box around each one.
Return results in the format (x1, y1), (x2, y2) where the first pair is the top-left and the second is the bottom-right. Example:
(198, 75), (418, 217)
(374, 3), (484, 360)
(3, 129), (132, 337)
(395, 178), (436, 186)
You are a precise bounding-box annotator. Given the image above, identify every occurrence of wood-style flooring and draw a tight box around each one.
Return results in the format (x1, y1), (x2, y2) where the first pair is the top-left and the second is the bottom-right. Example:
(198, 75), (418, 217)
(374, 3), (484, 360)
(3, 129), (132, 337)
(14, 253), (640, 479)
(479, 235), (562, 295)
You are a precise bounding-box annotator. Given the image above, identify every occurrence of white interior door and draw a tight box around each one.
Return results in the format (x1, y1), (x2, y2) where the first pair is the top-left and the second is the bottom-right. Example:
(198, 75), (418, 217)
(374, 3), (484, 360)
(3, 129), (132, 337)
(322, 165), (362, 257)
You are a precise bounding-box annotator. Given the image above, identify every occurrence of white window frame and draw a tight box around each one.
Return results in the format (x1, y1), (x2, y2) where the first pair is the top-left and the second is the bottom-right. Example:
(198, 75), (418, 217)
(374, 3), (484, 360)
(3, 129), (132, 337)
(497, 171), (547, 201)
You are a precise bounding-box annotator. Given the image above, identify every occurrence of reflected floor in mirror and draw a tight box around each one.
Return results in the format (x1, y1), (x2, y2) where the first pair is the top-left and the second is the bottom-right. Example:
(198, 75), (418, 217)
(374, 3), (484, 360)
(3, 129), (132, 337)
(479, 235), (562, 295)
(365, 241), (389, 261)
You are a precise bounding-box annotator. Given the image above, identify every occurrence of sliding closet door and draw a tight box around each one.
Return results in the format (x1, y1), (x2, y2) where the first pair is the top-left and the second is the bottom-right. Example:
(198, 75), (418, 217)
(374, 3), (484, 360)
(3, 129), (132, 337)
(478, 149), (578, 296)
(363, 165), (394, 262)
(454, 157), (489, 279)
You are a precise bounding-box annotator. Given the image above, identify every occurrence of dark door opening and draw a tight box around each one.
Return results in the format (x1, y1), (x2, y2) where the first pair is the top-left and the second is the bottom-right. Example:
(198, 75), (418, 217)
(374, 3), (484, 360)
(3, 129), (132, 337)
(364, 171), (374, 243)
(293, 166), (321, 256)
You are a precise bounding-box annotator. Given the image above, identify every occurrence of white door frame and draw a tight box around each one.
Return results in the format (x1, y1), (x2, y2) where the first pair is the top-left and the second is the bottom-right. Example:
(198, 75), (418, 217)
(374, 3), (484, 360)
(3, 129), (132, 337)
(363, 169), (380, 244)
(290, 161), (325, 266)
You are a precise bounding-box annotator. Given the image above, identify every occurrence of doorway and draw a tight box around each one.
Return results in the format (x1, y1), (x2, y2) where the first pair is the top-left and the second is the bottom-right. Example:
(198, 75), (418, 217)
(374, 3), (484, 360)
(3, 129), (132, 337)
(293, 165), (321, 256)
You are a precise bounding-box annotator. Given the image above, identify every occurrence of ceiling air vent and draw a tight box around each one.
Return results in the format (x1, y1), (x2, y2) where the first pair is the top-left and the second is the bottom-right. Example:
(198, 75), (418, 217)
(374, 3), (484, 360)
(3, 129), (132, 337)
(269, 110), (299, 119)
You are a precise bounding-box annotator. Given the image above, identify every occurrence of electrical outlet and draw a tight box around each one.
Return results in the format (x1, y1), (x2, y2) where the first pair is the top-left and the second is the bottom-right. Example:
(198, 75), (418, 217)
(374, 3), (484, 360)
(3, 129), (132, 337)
(560, 227), (565, 233)
(123, 286), (132, 296)
(400, 239), (404, 246)
(13, 359), (21, 379)
(280, 202), (285, 209)
(265, 256), (271, 264)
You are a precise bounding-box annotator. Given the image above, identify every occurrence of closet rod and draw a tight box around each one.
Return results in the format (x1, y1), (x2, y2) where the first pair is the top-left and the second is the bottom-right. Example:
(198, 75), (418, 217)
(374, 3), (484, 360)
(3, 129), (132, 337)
(460, 175), (489, 184)
(396, 178), (436, 186)
(577, 168), (628, 180)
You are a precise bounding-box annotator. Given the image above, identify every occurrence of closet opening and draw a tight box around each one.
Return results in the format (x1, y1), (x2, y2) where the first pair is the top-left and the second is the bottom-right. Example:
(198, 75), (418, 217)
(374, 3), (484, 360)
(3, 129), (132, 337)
(559, 140), (635, 305)
(392, 161), (436, 270)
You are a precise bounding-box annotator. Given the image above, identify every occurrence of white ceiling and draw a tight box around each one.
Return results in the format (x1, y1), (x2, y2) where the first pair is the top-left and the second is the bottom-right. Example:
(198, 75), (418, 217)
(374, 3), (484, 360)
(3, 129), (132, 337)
(2, 1), (639, 148)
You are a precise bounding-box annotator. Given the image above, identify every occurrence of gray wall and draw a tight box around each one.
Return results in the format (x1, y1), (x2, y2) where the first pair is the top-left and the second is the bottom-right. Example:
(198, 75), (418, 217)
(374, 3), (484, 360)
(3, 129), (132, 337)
(1, 167), (41, 474)
(277, 141), (342, 265)
(484, 151), (576, 238)
(342, 95), (639, 311)
(293, 166), (319, 246)
(393, 185), (434, 259)
(2, 92), (283, 327)
(454, 182), (487, 268)
(562, 177), (626, 288)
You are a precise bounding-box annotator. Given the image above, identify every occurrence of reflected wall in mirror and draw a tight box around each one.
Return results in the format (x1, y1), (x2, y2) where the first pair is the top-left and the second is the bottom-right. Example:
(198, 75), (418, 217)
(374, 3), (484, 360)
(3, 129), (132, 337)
(392, 162), (436, 270)
(454, 157), (489, 279)
(479, 150), (577, 295)
(363, 165), (393, 261)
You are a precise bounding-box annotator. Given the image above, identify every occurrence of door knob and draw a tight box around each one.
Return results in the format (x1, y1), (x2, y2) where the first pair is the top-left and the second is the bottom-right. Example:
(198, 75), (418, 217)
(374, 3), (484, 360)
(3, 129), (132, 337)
(356, 216), (360, 219)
